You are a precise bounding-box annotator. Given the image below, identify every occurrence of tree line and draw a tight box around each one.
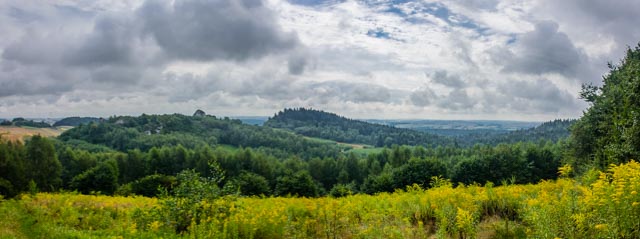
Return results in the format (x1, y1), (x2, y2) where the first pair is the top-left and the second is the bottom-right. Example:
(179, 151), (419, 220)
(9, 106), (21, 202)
(1, 133), (562, 198)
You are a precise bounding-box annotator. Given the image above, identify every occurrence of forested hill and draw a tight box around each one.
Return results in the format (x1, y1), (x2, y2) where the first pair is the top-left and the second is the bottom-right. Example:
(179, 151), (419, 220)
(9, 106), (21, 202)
(58, 112), (343, 158)
(53, 117), (101, 127)
(264, 108), (454, 147)
(456, 119), (576, 146)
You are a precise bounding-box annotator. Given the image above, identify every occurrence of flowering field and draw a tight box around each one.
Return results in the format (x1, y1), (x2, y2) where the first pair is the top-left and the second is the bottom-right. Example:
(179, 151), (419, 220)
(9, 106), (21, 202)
(1, 161), (639, 239)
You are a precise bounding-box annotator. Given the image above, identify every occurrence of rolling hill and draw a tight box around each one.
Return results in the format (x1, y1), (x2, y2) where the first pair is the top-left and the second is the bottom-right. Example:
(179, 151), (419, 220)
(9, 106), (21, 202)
(264, 108), (455, 147)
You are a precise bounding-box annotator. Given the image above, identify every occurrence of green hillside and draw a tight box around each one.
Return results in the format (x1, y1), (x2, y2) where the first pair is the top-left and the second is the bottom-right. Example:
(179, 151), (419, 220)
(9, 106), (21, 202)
(264, 108), (454, 147)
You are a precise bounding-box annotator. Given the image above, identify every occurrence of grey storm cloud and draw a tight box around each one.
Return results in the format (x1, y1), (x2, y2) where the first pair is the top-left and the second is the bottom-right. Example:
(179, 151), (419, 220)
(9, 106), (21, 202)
(497, 78), (578, 112)
(287, 51), (309, 75)
(539, 0), (640, 54)
(430, 70), (465, 88)
(0, 64), (76, 97)
(410, 86), (476, 110)
(63, 15), (137, 66)
(437, 89), (475, 110)
(2, 0), (635, 119)
(161, 69), (394, 105)
(410, 77), (578, 113)
(309, 81), (392, 104)
(0, 0), (305, 98)
(2, 31), (68, 65)
(137, 0), (300, 61)
(409, 87), (436, 107)
(495, 21), (584, 77)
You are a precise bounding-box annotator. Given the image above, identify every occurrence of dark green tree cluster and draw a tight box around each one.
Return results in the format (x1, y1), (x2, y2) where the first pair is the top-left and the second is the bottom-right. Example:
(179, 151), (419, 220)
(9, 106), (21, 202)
(570, 44), (640, 170)
(4, 118), (52, 128)
(456, 119), (575, 147)
(2, 107), (572, 199)
(1, 136), (563, 198)
(53, 117), (101, 127)
(452, 143), (561, 185)
(59, 113), (343, 159)
(0, 135), (62, 197)
(264, 108), (455, 147)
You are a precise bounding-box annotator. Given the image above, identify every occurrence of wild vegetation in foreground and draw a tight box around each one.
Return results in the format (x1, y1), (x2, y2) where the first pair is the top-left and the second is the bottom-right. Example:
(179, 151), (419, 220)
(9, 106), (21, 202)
(1, 161), (638, 239)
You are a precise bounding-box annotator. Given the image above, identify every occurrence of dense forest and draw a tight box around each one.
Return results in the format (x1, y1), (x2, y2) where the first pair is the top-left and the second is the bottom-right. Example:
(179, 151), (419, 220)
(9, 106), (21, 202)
(456, 119), (575, 146)
(0, 106), (575, 199)
(0, 133), (562, 198)
(0, 118), (51, 128)
(57, 113), (344, 159)
(0, 108), (566, 198)
(53, 117), (101, 127)
(266, 108), (574, 147)
(265, 108), (455, 147)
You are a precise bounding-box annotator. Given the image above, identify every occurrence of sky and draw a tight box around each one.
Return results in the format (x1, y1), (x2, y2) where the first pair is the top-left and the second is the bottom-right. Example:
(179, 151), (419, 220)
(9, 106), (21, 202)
(1, 0), (639, 121)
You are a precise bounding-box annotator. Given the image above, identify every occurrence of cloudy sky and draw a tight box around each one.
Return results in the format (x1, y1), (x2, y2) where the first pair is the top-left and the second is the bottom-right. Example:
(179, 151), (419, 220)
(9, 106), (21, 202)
(1, 0), (639, 120)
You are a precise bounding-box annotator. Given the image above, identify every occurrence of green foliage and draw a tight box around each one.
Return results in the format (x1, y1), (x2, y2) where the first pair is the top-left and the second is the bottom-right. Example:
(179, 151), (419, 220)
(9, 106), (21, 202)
(452, 143), (560, 185)
(130, 174), (176, 197)
(230, 172), (271, 196)
(11, 118), (51, 128)
(361, 171), (395, 194)
(70, 159), (119, 195)
(25, 135), (62, 191)
(0, 140), (27, 197)
(391, 157), (447, 189)
(59, 113), (343, 159)
(571, 44), (640, 169)
(57, 147), (98, 188)
(265, 108), (454, 147)
(53, 117), (100, 127)
(157, 165), (225, 233)
(329, 183), (355, 197)
(458, 119), (576, 147)
(275, 170), (319, 197)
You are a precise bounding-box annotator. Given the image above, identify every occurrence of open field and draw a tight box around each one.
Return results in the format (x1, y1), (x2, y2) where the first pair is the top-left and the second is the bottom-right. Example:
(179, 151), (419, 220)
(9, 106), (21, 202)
(0, 126), (70, 142)
(303, 136), (371, 150)
(1, 161), (638, 239)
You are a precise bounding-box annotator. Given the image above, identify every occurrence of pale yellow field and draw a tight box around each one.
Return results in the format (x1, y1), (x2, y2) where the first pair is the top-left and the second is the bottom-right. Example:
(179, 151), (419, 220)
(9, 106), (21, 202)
(0, 126), (70, 142)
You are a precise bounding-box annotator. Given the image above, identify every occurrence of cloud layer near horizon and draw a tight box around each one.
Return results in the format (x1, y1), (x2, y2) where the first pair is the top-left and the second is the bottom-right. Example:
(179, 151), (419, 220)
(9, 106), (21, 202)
(1, 0), (639, 120)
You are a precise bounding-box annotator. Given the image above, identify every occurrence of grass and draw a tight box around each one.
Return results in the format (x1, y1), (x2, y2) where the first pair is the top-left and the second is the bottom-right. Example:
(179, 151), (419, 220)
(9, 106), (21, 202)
(303, 136), (374, 152)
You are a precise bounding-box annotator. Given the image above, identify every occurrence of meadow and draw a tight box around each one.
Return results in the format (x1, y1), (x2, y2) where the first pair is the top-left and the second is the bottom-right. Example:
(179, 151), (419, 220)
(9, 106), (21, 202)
(1, 161), (638, 239)
(0, 126), (68, 142)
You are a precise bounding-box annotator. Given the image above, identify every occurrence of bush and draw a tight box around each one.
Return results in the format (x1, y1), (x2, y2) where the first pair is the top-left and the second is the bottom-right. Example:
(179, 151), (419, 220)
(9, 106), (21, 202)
(231, 172), (270, 196)
(274, 170), (319, 197)
(70, 159), (119, 195)
(329, 183), (355, 197)
(130, 174), (176, 197)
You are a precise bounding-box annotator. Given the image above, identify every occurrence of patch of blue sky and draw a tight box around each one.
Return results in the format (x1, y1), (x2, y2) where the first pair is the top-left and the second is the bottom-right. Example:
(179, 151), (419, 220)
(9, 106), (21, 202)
(367, 28), (392, 39)
(366, 28), (405, 42)
(506, 35), (517, 44)
(363, 0), (487, 35)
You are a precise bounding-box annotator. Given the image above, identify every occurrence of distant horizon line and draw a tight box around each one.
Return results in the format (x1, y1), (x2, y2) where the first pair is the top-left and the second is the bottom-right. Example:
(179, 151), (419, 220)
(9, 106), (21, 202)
(0, 113), (576, 124)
